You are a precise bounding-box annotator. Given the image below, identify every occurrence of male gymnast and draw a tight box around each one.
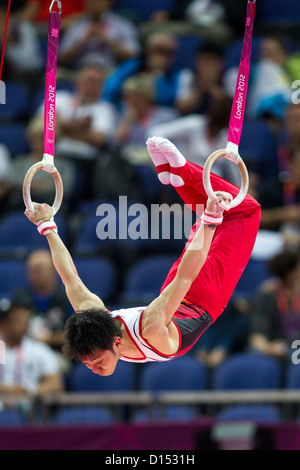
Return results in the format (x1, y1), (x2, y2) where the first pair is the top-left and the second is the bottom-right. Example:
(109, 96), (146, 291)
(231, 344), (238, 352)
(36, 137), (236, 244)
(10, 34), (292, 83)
(25, 137), (261, 376)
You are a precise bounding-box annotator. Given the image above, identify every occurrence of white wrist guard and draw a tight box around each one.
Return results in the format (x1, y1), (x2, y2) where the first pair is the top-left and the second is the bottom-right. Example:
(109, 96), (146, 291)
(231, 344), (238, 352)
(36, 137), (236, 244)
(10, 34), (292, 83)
(36, 218), (58, 236)
(201, 210), (223, 226)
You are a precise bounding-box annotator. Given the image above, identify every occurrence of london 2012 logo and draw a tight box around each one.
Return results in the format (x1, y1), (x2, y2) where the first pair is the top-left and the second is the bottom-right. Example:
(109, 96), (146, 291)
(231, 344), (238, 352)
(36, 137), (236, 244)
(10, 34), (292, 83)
(51, 28), (59, 38)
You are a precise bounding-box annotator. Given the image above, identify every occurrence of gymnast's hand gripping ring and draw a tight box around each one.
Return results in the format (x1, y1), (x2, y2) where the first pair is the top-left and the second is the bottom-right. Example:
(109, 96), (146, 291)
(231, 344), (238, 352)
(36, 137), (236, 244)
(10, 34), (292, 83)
(23, 154), (63, 215)
(203, 149), (249, 209)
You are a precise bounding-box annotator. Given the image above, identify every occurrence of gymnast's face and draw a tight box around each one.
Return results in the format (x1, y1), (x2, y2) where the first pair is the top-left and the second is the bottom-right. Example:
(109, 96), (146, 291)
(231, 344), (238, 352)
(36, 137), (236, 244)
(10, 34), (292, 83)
(82, 337), (122, 376)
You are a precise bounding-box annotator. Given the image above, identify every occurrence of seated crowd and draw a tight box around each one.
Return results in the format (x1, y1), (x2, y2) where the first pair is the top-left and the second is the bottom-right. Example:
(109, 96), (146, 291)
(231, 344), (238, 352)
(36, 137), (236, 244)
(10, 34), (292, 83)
(0, 0), (300, 421)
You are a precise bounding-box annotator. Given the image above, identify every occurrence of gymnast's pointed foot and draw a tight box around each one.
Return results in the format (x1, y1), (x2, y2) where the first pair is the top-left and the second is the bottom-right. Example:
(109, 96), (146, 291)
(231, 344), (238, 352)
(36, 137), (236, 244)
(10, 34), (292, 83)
(146, 137), (188, 187)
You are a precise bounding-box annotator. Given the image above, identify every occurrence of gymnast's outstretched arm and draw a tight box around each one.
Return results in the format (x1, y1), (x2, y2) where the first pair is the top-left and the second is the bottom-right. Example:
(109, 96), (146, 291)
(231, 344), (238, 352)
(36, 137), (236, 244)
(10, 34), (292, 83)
(25, 203), (106, 312)
(142, 218), (216, 342)
(142, 192), (232, 340)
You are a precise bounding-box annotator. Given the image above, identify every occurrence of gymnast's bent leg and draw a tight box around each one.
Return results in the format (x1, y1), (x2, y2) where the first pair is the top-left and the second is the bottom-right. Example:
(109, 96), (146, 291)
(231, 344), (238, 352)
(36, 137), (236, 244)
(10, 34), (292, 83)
(147, 137), (261, 323)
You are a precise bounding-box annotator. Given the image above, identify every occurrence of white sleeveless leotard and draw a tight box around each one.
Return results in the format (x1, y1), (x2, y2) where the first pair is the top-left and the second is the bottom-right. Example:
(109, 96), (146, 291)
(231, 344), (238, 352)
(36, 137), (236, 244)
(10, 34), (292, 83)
(109, 302), (212, 363)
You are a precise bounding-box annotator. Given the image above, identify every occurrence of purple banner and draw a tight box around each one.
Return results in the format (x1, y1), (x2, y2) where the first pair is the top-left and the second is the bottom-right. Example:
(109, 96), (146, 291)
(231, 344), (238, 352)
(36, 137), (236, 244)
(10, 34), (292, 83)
(1, 420), (300, 450)
(44, 11), (61, 157)
(0, 420), (210, 450)
(227, 1), (256, 147)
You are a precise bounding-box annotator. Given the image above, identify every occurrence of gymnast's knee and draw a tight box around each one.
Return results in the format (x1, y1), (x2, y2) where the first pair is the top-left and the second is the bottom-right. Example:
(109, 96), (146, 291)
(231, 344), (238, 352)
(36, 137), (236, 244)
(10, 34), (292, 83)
(225, 194), (261, 221)
(247, 195), (261, 219)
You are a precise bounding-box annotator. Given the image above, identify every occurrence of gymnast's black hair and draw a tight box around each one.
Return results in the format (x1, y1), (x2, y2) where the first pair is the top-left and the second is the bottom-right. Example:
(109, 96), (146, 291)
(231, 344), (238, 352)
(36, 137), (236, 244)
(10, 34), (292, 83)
(62, 308), (122, 361)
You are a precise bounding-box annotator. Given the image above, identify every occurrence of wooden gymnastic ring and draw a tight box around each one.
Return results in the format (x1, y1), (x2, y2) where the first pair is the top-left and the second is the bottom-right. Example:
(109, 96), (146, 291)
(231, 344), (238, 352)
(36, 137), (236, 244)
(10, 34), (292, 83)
(23, 161), (63, 215)
(203, 149), (249, 209)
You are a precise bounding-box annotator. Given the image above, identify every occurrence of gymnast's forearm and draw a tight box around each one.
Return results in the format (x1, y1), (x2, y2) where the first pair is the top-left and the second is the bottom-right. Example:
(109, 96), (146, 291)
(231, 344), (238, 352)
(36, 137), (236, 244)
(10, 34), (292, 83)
(151, 222), (217, 326)
(176, 223), (216, 282)
(45, 230), (79, 286)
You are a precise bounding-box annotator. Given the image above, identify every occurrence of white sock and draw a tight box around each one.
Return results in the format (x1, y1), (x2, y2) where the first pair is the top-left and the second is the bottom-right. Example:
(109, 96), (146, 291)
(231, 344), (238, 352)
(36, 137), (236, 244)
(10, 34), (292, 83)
(146, 137), (187, 187)
(146, 137), (170, 185)
(155, 137), (186, 168)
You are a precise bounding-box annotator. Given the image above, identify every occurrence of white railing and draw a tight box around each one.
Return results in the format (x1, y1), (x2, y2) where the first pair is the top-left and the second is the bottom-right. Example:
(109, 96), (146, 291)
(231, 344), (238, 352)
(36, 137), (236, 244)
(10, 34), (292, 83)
(2, 390), (300, 424)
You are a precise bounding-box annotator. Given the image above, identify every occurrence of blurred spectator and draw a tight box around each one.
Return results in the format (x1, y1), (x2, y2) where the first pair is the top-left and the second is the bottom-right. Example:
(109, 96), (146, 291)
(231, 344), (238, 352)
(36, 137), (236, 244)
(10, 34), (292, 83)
(280, 103), (300, 151)
(194, 301), (247, 368)
(21, 0), (85, 29)
(43, 62), (117, 160)
(91, 73), (178, 200)
(259, 146), (300, 250)
(139, 0), (231, 44)
(115, 73), (178, 164)
(150, 95), (240, 185)
(225, 36), (291, 122)
(176, 41), (226, 116)
(36, 61), (117, 196)
(0, 298), (64, 396)
(59, 0), (140, 70)
(247, 251), (300, 361)
(0, 143), (12, 218)
(12, 250), (71, 356)
(257, 103), (300, 238)
(264, 102), (300, 203)
(147, 3), (175, 24)
(0, 2), (43, 80)
(247, 36), (291, 121)
(103, 31), (194, 110)
(9, 115), (76, 210)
